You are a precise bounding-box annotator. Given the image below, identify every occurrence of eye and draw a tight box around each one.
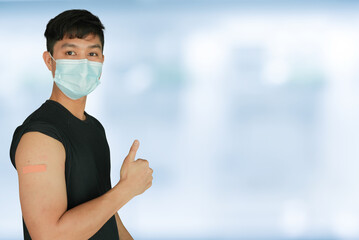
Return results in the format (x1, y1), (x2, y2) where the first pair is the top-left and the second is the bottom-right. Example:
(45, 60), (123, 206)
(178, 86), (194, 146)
(66, 51), (76, 56)
(89, 52), (98, 57)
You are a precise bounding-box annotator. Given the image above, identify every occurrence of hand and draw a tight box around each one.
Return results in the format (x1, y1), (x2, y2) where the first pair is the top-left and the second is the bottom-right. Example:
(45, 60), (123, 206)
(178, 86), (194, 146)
(118, 140), (153, 198)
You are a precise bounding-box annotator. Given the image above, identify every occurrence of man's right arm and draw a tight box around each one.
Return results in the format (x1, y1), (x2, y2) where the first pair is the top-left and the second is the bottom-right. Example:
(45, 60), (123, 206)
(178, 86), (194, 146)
(15, 132), (139, 240)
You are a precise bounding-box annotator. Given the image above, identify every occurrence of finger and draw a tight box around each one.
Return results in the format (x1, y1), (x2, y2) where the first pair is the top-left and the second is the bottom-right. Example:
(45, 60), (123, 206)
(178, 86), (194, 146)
(146, 181), (152, 190)
(136, 158), (148, 165)
(126, 139), (139, 162)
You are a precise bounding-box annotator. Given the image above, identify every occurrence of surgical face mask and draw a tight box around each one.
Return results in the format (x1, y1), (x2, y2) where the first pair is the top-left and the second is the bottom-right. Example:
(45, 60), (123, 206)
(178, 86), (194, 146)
(49, 53), (103, 100)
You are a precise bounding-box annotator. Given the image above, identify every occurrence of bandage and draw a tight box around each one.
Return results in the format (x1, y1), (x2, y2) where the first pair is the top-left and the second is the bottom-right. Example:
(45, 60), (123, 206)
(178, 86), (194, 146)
(22, 164), (47, 174)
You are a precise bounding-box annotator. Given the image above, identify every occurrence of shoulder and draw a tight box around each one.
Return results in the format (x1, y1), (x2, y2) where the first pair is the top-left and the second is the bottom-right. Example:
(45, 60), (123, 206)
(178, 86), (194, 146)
(15, 131), (65, 170)
(10, 101), (67, 170)
(10, 121), (66, 170)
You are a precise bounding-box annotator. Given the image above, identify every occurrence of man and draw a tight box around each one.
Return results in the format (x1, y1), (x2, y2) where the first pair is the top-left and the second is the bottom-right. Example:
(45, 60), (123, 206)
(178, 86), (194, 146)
(9, 9), (153, 240)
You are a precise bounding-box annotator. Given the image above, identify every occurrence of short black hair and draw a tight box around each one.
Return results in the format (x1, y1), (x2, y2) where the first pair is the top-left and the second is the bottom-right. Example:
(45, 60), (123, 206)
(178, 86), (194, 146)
(44, 9), (105, 55)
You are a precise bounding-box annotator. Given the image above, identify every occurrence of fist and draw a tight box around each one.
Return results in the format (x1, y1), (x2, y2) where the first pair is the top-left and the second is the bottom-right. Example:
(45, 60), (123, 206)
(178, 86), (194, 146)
(119, 140), (153, 197)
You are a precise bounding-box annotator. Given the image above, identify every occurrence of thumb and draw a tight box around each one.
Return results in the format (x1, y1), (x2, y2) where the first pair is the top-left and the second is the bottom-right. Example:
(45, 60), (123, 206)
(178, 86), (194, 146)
(125, 139), (139, 162)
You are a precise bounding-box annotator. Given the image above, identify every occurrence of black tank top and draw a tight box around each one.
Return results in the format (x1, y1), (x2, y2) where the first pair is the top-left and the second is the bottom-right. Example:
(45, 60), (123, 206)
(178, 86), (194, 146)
(9, 100), (119, 240)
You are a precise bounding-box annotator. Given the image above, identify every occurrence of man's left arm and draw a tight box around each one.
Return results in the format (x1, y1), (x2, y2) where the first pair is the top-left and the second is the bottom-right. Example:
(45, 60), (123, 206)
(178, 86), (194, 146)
(115, 212), (133, 240)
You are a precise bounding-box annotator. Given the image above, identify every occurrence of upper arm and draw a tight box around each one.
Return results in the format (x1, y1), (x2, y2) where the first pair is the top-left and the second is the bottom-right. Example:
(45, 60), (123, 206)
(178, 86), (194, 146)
(15, 131), (67, 239)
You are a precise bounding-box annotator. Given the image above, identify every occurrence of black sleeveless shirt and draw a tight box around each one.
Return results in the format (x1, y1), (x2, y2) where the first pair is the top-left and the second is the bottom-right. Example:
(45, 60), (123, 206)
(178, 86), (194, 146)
(9, 100), (119, 240)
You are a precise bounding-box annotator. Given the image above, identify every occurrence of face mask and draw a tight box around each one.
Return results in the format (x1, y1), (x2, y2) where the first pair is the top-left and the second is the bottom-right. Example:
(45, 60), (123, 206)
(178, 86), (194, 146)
(49, 53), (103, 100)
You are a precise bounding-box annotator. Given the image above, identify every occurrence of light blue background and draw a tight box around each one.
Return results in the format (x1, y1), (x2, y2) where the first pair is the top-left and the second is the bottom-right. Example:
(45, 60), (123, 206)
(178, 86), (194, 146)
(1, 0), (359, 239)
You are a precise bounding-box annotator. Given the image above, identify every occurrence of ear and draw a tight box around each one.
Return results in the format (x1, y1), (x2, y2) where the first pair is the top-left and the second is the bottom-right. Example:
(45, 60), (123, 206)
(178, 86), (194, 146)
(43, 51), (54, 72)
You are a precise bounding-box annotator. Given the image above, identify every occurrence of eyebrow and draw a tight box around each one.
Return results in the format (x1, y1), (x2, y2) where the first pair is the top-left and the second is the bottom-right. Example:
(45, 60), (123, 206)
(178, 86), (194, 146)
(61, 43), (78, 49)
(61, 43), (102, 50)
(88, 44), (102, 50)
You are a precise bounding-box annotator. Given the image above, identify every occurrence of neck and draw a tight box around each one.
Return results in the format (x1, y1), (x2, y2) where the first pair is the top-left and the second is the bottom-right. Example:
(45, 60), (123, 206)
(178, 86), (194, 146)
(49, 82), (87, 121)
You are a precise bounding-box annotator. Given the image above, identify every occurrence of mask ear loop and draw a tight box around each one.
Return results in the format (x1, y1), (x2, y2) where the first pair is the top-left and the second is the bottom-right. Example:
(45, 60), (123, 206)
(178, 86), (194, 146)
(49, 52), (56, 77)
(49, 52), (56, 64)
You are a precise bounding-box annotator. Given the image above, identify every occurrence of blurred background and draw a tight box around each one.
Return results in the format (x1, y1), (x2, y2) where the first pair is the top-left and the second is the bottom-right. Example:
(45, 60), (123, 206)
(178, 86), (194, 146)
(1, 0), (359, 239)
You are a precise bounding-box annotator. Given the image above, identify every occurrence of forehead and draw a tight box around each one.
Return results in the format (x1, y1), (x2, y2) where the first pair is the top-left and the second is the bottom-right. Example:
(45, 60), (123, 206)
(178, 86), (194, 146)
(53, 34), (102, 50)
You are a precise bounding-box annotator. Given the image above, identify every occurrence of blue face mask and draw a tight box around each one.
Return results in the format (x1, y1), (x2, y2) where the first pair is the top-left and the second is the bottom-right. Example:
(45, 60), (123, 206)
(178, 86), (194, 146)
(49, 53), (103, 100)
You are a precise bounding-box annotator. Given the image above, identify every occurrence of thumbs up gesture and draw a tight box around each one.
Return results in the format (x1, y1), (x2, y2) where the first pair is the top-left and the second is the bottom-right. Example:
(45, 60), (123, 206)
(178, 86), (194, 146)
(119, 140), (153, 198)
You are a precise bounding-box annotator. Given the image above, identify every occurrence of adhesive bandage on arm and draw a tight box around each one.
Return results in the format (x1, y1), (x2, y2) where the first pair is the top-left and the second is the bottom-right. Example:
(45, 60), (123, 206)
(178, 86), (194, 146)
(22, 164), (47, 174)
